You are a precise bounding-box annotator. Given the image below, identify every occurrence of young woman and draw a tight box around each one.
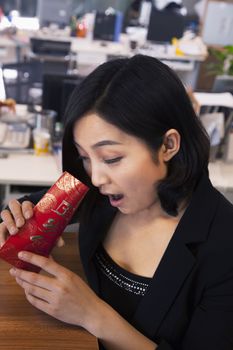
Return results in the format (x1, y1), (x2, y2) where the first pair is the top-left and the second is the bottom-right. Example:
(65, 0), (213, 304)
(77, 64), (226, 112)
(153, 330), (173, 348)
(1, 55), (233, 350)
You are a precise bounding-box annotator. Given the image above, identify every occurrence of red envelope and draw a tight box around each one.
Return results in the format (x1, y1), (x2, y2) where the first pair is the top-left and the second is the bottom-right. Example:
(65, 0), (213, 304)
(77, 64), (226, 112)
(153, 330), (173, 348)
(0, 172), (89, 272)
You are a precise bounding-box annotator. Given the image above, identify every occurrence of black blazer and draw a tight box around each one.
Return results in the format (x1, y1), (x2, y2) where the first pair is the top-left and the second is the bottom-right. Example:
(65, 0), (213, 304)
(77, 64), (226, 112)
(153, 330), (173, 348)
(78, 174), (233, 349)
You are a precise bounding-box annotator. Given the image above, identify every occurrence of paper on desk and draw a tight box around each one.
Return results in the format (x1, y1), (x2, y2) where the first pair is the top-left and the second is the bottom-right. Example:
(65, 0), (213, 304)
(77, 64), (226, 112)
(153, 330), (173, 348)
(193, 92), (233, 109)
(178, 35), (208, 57)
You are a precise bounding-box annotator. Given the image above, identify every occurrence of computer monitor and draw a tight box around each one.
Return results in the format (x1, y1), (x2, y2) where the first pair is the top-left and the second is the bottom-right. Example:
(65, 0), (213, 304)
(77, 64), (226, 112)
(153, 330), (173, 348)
(147, 7), (185, 43)
(42, 74), (84, 123)
(37, 0), (73, 28)
(93, 11), (123, 42)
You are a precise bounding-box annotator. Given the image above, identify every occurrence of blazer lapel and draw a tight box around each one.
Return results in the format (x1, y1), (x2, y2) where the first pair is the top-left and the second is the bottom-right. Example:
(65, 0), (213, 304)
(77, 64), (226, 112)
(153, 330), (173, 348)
(132, 174), (220, 339)
(79, 199), (117, 292)
(132, 225), (196, 338)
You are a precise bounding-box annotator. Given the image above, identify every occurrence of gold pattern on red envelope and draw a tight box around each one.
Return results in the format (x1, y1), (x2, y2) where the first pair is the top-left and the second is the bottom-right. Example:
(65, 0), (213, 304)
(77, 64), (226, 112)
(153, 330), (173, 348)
(37, 193), (57, 213)
(0, 172), (89, 272)
(56, 172), (80, 193)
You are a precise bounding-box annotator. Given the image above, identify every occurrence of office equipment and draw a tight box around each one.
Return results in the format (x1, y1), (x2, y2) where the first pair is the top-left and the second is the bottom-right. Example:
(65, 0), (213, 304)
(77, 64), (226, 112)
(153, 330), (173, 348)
(42, 74), (84, 123)
(0, 122), (31, 150)
(147, 7), (186, 43)
(29, 38), (73, 76)
(30, 37), (71, 57)
(202, 0), (233, 46)
(37, 0), (73, 28)
(93, 11), (123, 42)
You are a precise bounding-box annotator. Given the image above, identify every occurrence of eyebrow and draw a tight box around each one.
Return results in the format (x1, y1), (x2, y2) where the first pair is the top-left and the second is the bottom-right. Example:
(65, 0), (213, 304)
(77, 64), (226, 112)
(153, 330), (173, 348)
(74, 140), (122, 149)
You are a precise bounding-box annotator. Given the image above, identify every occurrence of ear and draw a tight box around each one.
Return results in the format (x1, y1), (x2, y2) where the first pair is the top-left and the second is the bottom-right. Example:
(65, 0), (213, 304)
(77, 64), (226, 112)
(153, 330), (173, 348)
(161, 129), (180, 162)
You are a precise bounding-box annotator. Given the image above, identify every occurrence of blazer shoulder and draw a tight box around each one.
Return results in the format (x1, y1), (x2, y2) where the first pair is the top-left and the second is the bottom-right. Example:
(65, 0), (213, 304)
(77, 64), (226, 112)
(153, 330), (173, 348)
(214, 192), (233, 232)
(205, 192), (233, 263)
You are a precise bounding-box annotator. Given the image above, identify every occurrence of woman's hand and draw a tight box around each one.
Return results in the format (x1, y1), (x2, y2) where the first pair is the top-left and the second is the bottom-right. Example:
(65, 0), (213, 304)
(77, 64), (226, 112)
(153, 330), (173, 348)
(0, 199), (34, 247)
(10, 253), (158, 349)
(9, 251), (103, 333)
(0, 199), (64, 248)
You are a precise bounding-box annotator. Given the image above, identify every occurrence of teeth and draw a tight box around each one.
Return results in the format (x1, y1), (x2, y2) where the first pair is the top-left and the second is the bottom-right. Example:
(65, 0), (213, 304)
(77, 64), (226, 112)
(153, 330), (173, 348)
(111, 194), (122, 200)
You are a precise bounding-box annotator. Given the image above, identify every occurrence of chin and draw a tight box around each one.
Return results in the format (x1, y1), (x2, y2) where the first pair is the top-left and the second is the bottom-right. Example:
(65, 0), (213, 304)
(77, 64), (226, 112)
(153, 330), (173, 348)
(118, 206), (131, 214)
(118, 206), (138, 215)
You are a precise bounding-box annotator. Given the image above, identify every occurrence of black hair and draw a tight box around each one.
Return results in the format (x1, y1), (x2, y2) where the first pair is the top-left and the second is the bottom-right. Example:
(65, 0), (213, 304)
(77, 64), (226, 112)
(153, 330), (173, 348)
(62, 55), (210, 217)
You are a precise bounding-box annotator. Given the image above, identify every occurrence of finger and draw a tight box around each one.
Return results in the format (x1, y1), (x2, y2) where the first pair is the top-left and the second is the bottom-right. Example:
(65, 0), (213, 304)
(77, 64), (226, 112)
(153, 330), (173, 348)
(21, 201), (34, 220)
(1, 209), (19, 235)
(15, 277), (52, 303)
(25, 291), (53, 315)
(56, 237), (65, 248)
(10, 266), (55, 291)
(8, 199), (25, 228)
(0, 222), (8, 247)
(17, 251), (67, 277)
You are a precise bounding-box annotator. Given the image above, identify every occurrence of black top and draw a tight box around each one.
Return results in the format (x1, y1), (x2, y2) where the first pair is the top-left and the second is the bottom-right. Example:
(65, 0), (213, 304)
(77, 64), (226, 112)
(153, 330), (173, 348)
(94, 244), (151, 322)
(19, 174), (233, 349)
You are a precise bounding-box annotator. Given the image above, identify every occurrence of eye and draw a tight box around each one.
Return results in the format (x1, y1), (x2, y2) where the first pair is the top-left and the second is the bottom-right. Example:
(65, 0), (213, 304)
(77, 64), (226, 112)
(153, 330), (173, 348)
(104, 157), (123, 164)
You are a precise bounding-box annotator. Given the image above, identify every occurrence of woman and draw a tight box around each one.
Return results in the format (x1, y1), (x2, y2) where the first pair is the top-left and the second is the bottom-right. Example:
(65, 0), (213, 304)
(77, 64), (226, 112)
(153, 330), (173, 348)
(0, 55), (233, 349)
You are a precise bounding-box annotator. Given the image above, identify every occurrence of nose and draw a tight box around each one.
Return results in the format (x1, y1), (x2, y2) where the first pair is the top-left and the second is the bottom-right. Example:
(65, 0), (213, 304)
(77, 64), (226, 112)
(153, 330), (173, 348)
(90, 162), (109, 188)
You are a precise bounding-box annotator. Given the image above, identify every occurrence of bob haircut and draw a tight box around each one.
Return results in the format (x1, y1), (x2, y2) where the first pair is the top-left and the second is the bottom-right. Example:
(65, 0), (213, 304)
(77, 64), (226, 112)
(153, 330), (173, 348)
(62, 55), (210, 216)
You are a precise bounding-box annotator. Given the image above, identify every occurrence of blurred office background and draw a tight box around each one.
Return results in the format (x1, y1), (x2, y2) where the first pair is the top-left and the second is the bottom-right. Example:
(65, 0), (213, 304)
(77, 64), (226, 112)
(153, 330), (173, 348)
(0, 0), (232, 207)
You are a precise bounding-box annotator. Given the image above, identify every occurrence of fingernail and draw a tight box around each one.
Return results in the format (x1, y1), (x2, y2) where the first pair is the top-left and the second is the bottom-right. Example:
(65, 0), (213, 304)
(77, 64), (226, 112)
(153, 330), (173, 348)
(9, 268), (16, 275)
(10, 227), (18, 235)
(25, 211), (31, 219)
(18, 251), (26, 259)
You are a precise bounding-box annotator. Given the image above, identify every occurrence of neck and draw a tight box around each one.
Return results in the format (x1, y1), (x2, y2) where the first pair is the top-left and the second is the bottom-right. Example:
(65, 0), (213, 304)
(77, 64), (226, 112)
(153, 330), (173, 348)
(119, 199), (187, 229)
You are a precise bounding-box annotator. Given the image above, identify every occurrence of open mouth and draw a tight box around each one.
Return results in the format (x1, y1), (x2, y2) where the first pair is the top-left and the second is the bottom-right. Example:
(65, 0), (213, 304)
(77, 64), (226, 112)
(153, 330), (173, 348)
(109, 194), (124, 206)
(110, 194), (123, 201)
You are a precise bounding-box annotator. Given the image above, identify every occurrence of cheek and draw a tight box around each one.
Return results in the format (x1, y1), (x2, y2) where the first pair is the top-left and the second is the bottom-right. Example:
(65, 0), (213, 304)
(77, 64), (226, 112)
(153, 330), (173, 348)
(122, 166), (161, 197)
(82, 162), (91, 177)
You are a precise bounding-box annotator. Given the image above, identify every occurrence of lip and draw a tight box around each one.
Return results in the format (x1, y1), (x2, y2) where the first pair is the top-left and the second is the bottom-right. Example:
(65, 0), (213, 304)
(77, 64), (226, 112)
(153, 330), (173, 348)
(108, 195), (124, 207)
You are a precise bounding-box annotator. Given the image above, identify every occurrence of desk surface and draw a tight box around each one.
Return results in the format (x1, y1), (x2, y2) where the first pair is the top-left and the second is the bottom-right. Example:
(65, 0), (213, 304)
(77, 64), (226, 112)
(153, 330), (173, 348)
(0, 153), (232, 192)
(0, 153), (61, 186)
(0, 232), (98, 350)
(209, 160), (233, 190)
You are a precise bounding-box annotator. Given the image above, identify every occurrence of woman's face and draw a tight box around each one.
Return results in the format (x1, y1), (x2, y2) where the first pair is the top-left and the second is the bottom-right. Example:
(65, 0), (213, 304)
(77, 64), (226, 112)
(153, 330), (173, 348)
(73, 113), (168, 215)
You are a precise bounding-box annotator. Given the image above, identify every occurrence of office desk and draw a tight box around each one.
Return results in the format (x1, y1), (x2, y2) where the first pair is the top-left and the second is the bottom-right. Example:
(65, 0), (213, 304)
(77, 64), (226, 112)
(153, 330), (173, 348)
(0, 153), (60, 186)
(209, 161), (233, 189)
(209, 160), (233, 203)
(0, 153), (61, 207)
(0, 232), (98, 350)
(26, 33), (206, 88)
